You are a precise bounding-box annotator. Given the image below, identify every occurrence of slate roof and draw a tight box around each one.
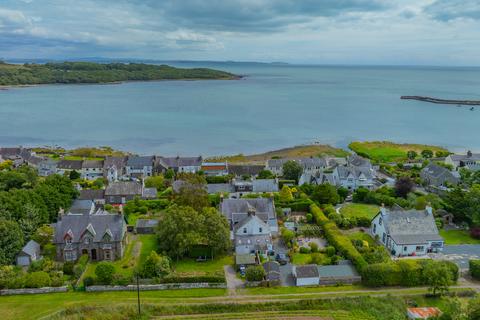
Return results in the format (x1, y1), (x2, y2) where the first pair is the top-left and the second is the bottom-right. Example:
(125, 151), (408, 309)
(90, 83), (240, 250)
(82, 160), (104, 169)
(105, 181), (142, 196)
(235, 254), (256, 265)
(252, 179), (279, 192)
(318, 264), (360, 278)
(127, 156), (154, 168)
(381, 208), (443, 245)
(135, 219), (159, 229)
(19, 240), (40, 257)
(336, 166), (374, 180)
(294, 264), (319, 278)
(263, 261), (281, 281)
(54, 211), (126, 244)
(267, 158), (327, 169)
(228, 164), (265, 177)
(142, 187), (157, 199)
(236, 234), (272, 250)
(221, 198), (276, 224)
(57, 159), (83, 170)
(348, 154), (371, 168)
(449, 153), (480, 162)
(78, 189), (105, 201)
(159, 156), (202, 169)
(103, 156), (127, 169)
(207, 183), (234, 194)
(69, 200), (96, 215)
(234, 214), (269, 233)
(422, 163), (450, 178)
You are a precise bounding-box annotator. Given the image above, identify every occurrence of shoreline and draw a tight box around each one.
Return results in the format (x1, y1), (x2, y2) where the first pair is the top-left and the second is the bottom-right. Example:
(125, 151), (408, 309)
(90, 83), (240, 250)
(0, 75), (243, 90)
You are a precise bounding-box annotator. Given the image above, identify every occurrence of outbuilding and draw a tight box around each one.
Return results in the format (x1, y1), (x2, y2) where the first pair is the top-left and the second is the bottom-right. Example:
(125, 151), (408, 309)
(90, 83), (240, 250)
(135, 219), (159, 234)
(292, 264), (319, 286)
(16, 240), (41, 267)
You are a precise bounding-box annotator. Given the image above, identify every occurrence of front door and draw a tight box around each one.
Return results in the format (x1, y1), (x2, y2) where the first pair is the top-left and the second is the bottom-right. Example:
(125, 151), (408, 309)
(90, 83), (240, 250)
(91, 249), (97, 261)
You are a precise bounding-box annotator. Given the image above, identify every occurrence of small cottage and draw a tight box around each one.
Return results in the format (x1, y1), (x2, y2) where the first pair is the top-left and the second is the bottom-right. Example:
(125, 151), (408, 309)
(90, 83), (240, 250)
(16, 240), (41, 267)
(292, 264), (319, 286)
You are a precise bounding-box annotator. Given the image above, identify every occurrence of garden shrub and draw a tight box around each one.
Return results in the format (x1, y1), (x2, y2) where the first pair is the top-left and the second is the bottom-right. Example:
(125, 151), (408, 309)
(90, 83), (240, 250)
(470, 227), (480, 240)
(470, 260), (480, 280)
(83, 276), (94, 287)
(326, 246), (336, 257)
(63, 261), (75, 275)
(308, 242), (319, 253)
(25, 271), (51, 288)
(362, 260), (458, 287)
(245, 265), (266, 282)
(141, 251), (171, 278)
(73, 254), (89, 279)
(95, 262), (115, 285)
(310, 204), (367, 271)
(299, 247), (311, 254)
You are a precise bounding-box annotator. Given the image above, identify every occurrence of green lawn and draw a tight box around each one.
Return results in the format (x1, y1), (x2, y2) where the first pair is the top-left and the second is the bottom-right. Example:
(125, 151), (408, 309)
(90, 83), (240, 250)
(291, 253), (312, 265)
(348, 141), (449, 163)
(172, 255), (232, 277)
(0, 289), (226, 320)
(346, 232), (377, 247)
(340, 204), (379, 220)
(440, 229), (480, 245)
(83, 234), (139, 280)
(138, 234), (158, 267)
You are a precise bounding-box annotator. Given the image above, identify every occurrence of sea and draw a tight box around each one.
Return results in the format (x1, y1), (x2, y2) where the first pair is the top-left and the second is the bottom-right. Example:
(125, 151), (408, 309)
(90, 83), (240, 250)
(1, 62), (480, 156)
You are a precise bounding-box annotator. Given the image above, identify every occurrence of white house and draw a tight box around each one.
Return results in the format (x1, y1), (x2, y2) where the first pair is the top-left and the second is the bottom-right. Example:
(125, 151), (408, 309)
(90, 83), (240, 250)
(81, 160), (104, 180)
(103, 156), (128, 182)
(157, 156), (202, 173)
(234, 209), (273, 256)
(332, 166), (375, 190)
(292, 264), (319, 286)
(445, 151), (480, 171)
(370, 206), (444, 257)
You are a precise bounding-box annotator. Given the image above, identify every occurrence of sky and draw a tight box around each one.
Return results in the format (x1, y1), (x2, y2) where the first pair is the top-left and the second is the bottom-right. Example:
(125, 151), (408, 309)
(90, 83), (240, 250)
(0, 0), (480, 65)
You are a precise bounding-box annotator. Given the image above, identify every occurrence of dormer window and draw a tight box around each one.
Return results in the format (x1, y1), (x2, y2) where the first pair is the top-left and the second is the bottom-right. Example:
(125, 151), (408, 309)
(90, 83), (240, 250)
(259, 227), (263, 233)
(243, 227), (247, 234)
(379, 217), (383, 225)
(65, 236), (72, 244)
(84, 237), (90, 245)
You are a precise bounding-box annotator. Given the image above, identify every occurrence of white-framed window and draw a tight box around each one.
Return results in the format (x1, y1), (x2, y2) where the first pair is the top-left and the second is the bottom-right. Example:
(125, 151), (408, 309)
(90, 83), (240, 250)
(65, 237), (72, 244)
(416, 246), (424, 252)
(379, 217), (383, 225)
(373, 224), (376, 233)
(104, 250), (111, 260)
(243, 228), (247, 234)
(382, 233), (386, 243)
(259, 227), (263, 233)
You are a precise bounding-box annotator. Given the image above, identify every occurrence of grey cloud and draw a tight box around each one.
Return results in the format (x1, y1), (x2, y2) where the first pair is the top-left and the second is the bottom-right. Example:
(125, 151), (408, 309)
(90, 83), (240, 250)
(425, 0), (480, 21)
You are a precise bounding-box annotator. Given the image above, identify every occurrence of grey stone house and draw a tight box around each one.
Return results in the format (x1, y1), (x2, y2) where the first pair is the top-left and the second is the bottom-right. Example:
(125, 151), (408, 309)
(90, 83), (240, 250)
(53, 201), (127, 262)
(104, 181), (155, 205)
(104, 156), (128, 182)
(56, 159), (83, 176)
(421, 163), (459, 187)
(156, 156), (203, 173)
(126, 156), (154, 178)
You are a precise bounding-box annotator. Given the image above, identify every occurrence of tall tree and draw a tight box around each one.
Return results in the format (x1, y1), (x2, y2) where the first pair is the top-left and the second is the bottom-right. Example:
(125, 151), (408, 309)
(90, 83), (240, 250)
(394, 176), (414, 198)
(279, 185), (294, 202)
(157, 205), (204, 260)
(0, 219), (24, 266)
(174, 173), (209, 211)
(312, 183), (340, 205)
(422, 261), (453, 296)
(282, 160), (303, 183)
(201, 207), (231, 258)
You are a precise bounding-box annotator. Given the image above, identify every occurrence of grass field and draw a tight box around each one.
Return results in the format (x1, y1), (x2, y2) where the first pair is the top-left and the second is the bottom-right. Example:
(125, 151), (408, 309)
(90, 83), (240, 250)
(206, 144), (349, 164)
(172, 255), (232, 277)
(348, 141), (449, 163)
(0, 289), (227, 320)
(440, 229), (480, 245)
(340, 204), (379, 220)
(138, 234), (159, 267)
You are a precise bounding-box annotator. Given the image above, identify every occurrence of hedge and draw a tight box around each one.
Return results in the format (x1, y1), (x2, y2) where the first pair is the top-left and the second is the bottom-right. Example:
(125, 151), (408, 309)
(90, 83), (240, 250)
(310, 204), (368, 271)
(276, 199), (313, 212)
(470, 260), (480, 280)
(362, 260), (459, 287)
(160, 275), (225, 284)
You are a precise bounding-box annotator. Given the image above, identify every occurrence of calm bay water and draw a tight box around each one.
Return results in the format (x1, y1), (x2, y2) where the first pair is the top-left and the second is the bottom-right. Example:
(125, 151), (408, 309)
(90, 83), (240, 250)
(1, 63), (480, 155)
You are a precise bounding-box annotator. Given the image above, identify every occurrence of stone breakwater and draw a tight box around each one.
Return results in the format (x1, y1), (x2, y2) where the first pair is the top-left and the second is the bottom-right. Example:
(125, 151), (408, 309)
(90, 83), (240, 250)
(401, 96), (480, 106)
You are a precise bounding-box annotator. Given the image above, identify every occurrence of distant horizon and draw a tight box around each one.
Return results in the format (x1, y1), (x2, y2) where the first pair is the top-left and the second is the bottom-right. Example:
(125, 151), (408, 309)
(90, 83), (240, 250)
(3, 57), (480, 69)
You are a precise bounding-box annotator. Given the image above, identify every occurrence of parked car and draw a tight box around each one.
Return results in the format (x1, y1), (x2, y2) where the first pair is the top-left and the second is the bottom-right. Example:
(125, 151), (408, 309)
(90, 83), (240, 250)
(275, 253), (288, 265)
